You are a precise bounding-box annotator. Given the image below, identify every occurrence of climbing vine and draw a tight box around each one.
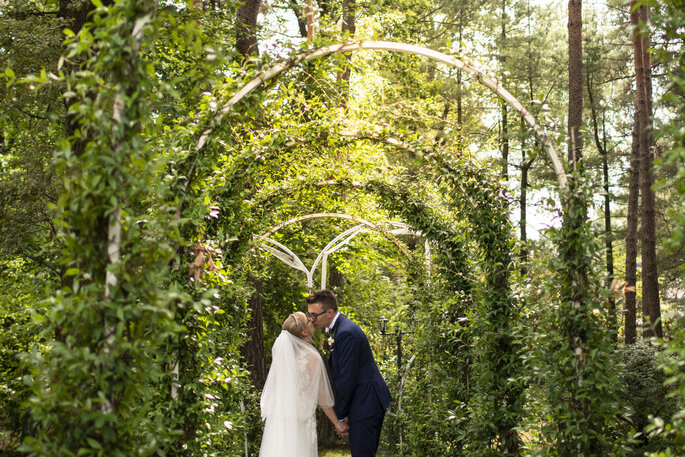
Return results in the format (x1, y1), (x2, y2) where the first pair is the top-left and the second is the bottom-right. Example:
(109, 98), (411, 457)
(20, 1), (186, 455)
(208, 109), (524, 454)
(3, 2), (651, 454)
(16, 2), (255, 455)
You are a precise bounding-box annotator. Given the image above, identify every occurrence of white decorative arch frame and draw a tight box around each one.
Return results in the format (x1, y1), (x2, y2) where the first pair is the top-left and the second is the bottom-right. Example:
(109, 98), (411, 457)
(256, 213), (427, 290)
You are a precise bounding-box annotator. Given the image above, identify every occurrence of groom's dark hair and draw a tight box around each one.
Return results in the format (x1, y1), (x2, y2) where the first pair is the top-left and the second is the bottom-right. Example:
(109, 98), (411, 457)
(306, 289), (338, 311)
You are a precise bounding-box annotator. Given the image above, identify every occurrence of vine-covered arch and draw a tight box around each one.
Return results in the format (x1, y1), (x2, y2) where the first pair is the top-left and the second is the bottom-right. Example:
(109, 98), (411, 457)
(221, 138), (522, 451)
(226, 161), (518, 450)
(198, 42), (532, 454)
(195, 40), (568, 190)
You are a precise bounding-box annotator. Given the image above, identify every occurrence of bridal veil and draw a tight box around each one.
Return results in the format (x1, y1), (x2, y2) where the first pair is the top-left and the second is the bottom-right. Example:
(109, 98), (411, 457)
(259, 330), (334, 457)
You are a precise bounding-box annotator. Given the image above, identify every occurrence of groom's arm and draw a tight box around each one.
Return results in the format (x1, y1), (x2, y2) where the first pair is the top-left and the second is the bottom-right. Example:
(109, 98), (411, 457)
(333, 332), (361, 420)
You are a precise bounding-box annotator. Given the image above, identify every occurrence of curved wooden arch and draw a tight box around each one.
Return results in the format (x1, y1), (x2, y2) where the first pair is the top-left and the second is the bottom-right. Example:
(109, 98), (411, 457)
(196, 40), (568, 190)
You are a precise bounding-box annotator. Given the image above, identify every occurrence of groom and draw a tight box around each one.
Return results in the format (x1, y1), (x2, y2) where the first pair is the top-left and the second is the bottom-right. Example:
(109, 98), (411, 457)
(306, 289), (392, 457)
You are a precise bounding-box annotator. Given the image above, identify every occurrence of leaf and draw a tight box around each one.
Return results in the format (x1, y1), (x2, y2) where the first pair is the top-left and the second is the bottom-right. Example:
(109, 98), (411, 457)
(65, 268), (81, 276)
(86, 438), (102, 449)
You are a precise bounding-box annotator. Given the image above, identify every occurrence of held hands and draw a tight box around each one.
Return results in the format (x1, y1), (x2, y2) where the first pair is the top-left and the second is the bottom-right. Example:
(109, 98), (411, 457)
(334, 418), (349, 436)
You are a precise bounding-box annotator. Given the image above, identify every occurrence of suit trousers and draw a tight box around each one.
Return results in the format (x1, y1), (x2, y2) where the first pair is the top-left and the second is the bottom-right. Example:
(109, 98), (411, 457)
(349, 410), (385, 457)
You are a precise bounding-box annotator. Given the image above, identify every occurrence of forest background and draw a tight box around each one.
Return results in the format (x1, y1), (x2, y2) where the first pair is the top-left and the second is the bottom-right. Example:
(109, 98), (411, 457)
(1, 0), (684, 456)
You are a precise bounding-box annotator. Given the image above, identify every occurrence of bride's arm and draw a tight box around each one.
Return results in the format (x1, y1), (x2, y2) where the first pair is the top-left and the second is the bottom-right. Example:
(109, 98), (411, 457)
(321, 406), (348, 434)
(305, 352), (348, 434)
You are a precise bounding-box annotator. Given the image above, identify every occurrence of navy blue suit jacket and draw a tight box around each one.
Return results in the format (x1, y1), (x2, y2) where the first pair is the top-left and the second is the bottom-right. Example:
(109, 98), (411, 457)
(328, 314), (392, 422)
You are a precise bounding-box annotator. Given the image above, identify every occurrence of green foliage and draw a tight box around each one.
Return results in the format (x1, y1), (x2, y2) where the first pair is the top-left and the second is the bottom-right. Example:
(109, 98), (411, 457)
(5, 1), (245, 455)
(645, 2), (685, 456)
(645, 332), (685, 457)
(365, 151), (524, 455)
(18, 2), (188, 452)
(0, 259), (53, 453)
(2, 0), (682, 456)
(0, 0), (65, 269)
(385, 288), (472, 456)
(169, 273), (258, 457)
(615, 343), (678, 455)
(521, 176), (628, 456)
(652, 0), (685, 278)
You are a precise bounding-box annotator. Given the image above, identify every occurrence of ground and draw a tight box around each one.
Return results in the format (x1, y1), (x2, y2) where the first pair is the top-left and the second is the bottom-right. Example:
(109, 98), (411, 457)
(321, 450), (350, 457)
(321, 448), (394, 456)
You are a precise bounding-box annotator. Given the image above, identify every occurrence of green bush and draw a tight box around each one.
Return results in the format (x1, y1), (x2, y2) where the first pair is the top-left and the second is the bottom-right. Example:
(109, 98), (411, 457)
(644, 332), (685, 457)
(0, 259), (52, 453)
(616, 343), (679, 455)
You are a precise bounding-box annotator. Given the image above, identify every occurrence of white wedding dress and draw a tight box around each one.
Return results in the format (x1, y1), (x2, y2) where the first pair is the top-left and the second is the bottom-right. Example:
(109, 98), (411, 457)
(259, 331), (335, 457)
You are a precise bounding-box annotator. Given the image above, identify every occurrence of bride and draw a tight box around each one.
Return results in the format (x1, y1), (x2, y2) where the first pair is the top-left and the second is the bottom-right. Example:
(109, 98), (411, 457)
(259, 312), (348, 457)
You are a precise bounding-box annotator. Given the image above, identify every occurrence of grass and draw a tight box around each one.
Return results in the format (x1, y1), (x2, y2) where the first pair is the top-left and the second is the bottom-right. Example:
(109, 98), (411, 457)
(320, 450), (351, 457)
(320, 447), (394, 457)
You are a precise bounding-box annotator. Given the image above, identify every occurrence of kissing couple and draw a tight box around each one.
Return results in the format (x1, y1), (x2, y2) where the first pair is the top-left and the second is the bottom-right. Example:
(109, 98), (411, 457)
(258, 289), (392, 457)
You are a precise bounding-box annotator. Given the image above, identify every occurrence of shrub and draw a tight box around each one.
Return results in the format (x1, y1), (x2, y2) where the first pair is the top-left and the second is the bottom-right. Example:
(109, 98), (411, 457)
(616, 343), (679, 455)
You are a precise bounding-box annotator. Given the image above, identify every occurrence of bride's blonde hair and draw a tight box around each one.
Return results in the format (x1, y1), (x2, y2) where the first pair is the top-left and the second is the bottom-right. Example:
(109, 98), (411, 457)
(282, 311), (308, 338)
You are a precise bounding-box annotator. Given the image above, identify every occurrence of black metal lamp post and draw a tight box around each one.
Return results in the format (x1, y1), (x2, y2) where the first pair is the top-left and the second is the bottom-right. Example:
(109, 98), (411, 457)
(378, 315), (414, 372)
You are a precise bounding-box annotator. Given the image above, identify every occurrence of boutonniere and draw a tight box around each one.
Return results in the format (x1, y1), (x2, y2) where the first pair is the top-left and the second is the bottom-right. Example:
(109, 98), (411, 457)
(328, 335), (335, 346)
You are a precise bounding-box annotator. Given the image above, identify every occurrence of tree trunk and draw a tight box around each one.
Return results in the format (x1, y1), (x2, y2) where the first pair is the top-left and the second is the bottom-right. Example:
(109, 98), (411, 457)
(433, 102), (451, 149)
(241, 277), (267, 389)
(342, 0), (356, 39)
(587, 72), (616, 335)
(288, 0), (308, 38)
(568, 0), (583, 167)
(338, 0), (356, 107)
(624, 110), (639, 345)
(520, 150), (534, 275)
(236, 0), (261, 57)
(561, 1), (594, 452)
(58, 0), (94, 32)
(500, 102), (509, 181)
(305, 0), (315, 41)
(631, 1), (661, 338)
(499, 0), (509, 181)
(601, 120), (616, 333)
(456, 12), (464, 149)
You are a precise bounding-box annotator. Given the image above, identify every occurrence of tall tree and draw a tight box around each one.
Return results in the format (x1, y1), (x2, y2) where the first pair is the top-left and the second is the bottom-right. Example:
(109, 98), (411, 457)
(568, 0), (583, 167)
(236, 0), (261, 56)
(338, 0), (356, 106)
(304, 0), (315, 41)
(631, 0), (662, 338)
(624, 112), (639, 344)
(586, 57), (616, 334)
(499, 0), (510, 181)
(242, 278), (267, 389)
(342, 0), (355, 42)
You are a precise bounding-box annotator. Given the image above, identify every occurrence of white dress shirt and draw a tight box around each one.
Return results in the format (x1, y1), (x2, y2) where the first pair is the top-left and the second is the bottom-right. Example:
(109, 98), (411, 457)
(326, 311), (341, 334)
